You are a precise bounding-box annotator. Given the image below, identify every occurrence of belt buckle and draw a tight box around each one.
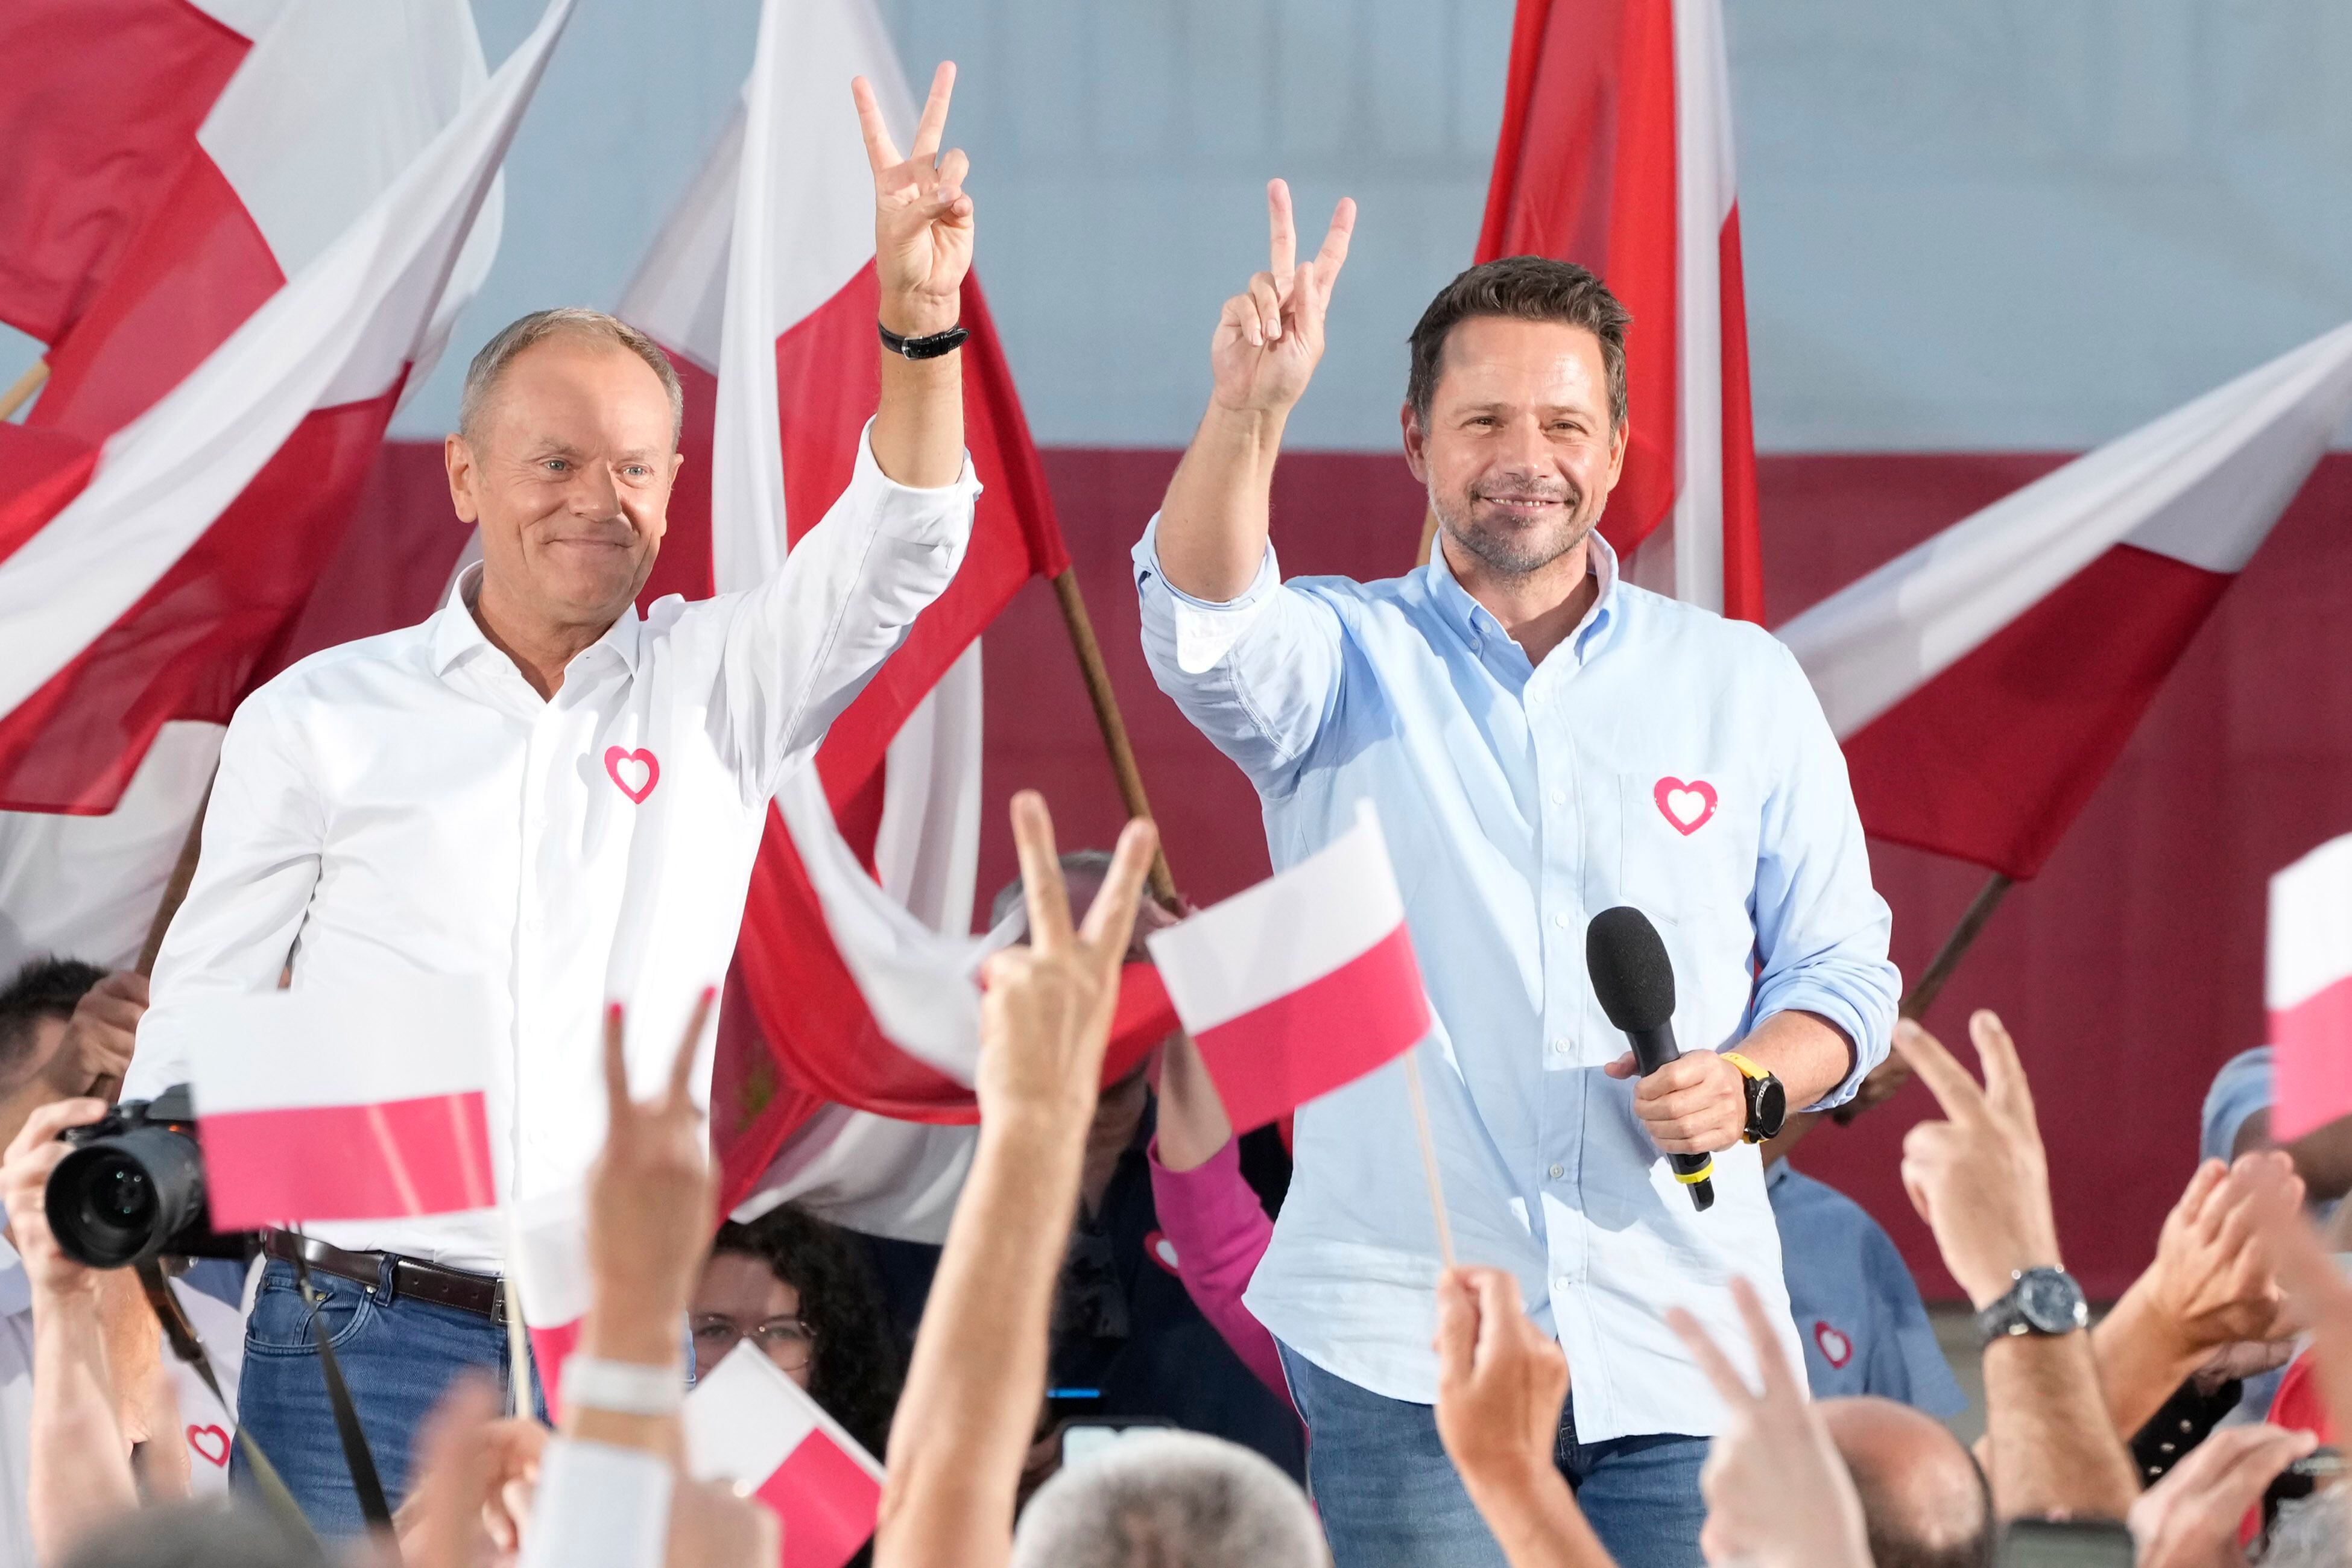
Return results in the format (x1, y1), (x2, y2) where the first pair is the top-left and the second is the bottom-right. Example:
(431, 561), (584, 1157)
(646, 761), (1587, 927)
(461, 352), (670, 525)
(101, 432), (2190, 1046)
(491, 1282), (508, 1327)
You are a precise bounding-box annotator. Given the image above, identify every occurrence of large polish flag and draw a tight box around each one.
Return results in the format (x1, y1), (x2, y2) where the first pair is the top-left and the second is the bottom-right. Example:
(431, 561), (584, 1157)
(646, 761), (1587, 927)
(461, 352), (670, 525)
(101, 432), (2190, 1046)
(1476, 0), (1762, 621)
(2268, 835), (2352, 1143)
(185, 976), (498, 1229)
(0, 0), (282, 349)
(613, 0), (1171, 1237)
(1778, 323), (2352, 881)
(1147, 804), (1433, 1134)
(685, 1342), (885, 1568)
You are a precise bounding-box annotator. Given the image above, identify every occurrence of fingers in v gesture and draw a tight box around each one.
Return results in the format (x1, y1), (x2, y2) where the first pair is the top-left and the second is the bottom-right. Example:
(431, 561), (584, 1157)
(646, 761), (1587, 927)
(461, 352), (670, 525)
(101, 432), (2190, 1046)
(853, 62), (973, 332)
(1211, 178), (1356, 415)
(977, 792), (1158, 1130)
(585, 987), (720, 1344)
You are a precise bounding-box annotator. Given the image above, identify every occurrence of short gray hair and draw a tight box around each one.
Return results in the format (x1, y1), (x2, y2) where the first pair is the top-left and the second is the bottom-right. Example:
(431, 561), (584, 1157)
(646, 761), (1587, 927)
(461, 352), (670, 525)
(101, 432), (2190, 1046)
(1009, 1430), (1328, 1568)
(457, 307), (684, 447)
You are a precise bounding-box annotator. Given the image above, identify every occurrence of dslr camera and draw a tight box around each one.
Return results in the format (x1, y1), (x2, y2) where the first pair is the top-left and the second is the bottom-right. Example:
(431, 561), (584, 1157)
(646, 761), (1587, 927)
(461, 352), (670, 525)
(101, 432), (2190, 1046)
(43, 1085), (251, 1269)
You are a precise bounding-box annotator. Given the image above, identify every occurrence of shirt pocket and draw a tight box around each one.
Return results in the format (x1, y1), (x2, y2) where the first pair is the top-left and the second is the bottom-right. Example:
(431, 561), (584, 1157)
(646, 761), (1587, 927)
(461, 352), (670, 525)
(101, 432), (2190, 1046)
(1615, 767), (1754, 940)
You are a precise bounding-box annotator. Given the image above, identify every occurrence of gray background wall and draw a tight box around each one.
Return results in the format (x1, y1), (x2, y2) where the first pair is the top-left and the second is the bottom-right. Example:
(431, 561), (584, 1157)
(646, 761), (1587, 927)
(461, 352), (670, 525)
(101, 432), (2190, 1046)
(9, 0), (2351, 452)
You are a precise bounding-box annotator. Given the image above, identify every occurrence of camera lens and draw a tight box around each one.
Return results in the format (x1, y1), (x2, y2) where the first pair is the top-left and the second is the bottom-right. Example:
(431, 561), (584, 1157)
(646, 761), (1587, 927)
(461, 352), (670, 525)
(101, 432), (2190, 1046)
(46, 1125), (209, 1270)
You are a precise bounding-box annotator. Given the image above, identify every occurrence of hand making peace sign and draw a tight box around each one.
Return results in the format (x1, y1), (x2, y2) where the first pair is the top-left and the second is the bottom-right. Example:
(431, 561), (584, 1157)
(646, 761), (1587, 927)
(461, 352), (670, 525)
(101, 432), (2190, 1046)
(853, 62), (973, 337)
(1210, 179), (1357, 417)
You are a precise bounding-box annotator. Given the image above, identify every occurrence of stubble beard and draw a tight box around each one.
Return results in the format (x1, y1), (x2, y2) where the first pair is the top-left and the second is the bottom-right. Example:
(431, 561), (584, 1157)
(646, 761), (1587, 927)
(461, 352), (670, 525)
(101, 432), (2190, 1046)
(1432, 487), (1598, 582)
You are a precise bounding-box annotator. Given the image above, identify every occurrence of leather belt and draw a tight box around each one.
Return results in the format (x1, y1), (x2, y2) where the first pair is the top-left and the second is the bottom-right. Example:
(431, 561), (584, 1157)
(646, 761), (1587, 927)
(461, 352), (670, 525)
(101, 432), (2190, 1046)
(264, 1231), (507, 1324)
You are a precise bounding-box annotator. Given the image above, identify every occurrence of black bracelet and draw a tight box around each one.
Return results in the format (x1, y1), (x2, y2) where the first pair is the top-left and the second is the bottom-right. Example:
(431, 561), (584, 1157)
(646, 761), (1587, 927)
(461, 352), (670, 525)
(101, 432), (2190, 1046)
(879, 320), (969, 360)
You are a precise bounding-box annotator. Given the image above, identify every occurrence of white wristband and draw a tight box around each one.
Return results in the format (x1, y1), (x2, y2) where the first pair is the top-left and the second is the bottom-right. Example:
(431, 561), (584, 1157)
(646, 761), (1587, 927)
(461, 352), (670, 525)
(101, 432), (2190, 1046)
(561, 1356), (684, 1417)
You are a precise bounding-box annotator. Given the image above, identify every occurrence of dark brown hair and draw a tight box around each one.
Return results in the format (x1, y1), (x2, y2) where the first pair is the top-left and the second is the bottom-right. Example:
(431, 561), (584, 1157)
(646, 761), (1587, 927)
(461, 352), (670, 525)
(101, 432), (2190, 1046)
(710, 1208), (903, 1456)
(1405, 255), (1631, 430)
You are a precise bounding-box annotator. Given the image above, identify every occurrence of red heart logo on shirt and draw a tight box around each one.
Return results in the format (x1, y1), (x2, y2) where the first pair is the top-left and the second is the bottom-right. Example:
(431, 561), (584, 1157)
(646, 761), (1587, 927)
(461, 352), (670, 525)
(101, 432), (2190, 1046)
(187, 1423), (231, 1467)
(1653, 777), (1718, 836)
(604, 746), (660, 804)
(1143, 1228), (1181, 1276)
(1813, 1320), (1853, 1370)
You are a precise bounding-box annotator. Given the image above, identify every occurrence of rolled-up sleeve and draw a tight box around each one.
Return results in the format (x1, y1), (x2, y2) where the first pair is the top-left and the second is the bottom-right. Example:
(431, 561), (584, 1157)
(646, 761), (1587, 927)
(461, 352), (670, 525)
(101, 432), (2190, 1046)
(714, 418), (981, 800)
(1750, 640), (1900, 1108)
(1132, 516), (1344, 794)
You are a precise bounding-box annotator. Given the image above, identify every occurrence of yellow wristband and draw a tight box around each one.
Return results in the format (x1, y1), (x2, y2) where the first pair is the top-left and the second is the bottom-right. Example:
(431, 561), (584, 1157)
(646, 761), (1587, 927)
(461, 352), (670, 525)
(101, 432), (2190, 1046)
(1721, 1051), (1770, 1083)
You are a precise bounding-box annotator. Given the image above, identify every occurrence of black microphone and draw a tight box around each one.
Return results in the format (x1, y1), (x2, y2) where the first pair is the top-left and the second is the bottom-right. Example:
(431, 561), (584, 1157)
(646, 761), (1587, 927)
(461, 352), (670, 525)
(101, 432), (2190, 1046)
(1586, 906), (1714, 1213)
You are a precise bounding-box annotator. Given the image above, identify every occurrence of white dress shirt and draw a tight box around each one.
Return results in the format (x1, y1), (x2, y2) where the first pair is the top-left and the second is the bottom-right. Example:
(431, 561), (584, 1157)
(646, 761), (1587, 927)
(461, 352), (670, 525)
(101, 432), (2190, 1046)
(0, 1237), (33, 1568)
(1134, 522), (1900, 1441)
(127, 425), (979, 1272)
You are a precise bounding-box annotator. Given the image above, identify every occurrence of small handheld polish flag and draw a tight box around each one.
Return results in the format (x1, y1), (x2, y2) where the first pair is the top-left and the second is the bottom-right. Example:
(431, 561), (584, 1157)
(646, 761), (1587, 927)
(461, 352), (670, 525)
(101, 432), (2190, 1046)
(511, 1185), (590, 1420)
(183, 974), (497, 1230)
(1146, 802), (1434, 1133)
(2268, 835), (2352, 1142)
(685, 1342), (885, 1568)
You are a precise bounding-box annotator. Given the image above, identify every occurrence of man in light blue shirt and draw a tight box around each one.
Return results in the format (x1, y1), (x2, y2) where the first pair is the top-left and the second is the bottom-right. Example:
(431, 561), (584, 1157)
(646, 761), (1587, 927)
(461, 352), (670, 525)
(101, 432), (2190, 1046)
(1132, 186), (1900, 1568)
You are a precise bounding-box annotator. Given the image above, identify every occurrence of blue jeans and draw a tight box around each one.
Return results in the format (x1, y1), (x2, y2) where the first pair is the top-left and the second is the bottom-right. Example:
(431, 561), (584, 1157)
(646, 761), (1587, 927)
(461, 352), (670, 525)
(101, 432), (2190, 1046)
(1279, 1342), (1710, 1568)
(233, 1258), (527, 1538)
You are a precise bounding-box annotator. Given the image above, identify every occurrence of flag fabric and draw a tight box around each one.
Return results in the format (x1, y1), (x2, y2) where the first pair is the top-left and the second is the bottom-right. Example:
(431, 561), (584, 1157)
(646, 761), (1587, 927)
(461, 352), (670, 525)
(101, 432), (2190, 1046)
(685, 1342), (886, 1568)
(1146, 804), (1432, 1134)
(614, 0), (1154, 1228)
(1475, 0), (1762, 620)
(0, 0), (275, 347)
(0, 0), (507, 821)
(1778, 323), (2352, 881)
(185, 976), (498, 1228)
(511, 1186), (591, 1420)
(2268, 834), (2352, 1144)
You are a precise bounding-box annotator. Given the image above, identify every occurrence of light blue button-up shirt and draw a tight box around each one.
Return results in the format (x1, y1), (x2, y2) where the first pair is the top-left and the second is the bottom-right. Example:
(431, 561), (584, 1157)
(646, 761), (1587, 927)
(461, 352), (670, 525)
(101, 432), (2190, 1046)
(1133, 519), (1899, 1441)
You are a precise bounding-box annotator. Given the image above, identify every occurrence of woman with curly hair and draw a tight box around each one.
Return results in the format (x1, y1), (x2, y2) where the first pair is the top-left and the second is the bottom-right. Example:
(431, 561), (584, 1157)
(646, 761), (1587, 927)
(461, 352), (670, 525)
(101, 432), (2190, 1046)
(692, 1205), (904, 1457)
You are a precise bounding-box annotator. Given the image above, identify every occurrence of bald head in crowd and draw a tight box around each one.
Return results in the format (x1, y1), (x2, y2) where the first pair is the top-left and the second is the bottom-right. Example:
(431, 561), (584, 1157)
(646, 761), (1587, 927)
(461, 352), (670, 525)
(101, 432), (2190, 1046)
(1820, 1396), (1993, 1568)
(1009, 1431), (1328, 1568)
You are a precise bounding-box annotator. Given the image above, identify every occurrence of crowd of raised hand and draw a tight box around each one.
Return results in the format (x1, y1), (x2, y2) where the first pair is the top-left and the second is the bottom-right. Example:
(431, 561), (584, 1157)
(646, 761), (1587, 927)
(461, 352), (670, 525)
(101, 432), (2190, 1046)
(5, 792), (2352, 1567)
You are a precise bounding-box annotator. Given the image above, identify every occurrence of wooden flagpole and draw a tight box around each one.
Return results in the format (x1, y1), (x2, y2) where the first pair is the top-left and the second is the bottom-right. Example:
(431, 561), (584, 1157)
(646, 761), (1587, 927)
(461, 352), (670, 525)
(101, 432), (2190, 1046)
(135, 775), (215, 977)
(1415, 504), (1439, 569)
(1049, 567), (1177, 906)
(0, 361), (49, 422)
(1898, 870), (2013, 1023)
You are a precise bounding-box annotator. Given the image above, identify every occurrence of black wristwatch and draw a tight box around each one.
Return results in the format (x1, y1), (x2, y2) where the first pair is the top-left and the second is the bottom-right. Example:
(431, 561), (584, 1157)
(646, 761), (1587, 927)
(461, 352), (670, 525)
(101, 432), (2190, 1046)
(1721, 1052), (1786, 1143)
(1976, 1266), (2088, 1345)
(878, 320), (969, 359)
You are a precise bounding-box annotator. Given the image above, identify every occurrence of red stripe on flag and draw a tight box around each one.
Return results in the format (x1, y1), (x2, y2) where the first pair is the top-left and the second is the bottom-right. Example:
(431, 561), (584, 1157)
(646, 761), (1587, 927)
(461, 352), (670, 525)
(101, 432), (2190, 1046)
(0, 425), (101, 567)
(200, 1089), (496, 1230)
(1474, 0), (1680, 561)
(1717, 206), (1764, 624)
(1192, 921), (1434, 1134)
(753, 1432), (882, 1568)
(0, 379), (406, 814)
(0, 0), (250, 344)
(2271, 975), (2352, 1143)
(529, 1318), (583, 1422)
(1838, 543), (2233, 880)
(33, 145), (285, 442)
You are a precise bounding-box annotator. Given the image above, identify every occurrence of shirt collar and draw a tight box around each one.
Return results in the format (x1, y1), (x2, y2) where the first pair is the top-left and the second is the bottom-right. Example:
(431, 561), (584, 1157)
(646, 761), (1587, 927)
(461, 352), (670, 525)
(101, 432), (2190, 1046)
(1421, 526), (1622, 665)
(429, 561), (643, 680)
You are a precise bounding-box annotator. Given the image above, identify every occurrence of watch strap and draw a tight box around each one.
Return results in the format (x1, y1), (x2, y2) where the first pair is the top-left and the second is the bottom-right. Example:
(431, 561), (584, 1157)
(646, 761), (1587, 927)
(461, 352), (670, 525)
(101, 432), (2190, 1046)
(1721, 1052), (1780, 1144)
(1975, 1267), (2086, 1346)
(878, 320), (969, 359)
(1721, 1052), (1770, 1082)
(561, 1355), (685, 1417)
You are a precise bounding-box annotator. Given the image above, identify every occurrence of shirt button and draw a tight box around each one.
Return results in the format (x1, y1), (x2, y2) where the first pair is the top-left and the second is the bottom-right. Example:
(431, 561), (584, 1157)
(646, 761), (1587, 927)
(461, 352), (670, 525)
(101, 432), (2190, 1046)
(1549, 1038), (1570, 1056)
(1549, 788), (1567, 806)
(1552, 912), (1570, 930)
(1548, 1163), (1565, 1180)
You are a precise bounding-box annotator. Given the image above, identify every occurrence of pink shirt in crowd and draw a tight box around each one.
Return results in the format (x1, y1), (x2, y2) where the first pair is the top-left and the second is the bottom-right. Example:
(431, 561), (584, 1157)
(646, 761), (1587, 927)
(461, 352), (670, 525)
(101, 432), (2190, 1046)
(1145, 1137), (1294, 1415)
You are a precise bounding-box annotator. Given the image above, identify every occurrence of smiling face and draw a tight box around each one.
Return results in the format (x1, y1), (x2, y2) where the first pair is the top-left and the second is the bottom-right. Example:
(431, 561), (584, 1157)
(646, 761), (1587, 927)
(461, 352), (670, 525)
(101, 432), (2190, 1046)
(1403, 314), (1628, 580)
(444, 332), (682, 639)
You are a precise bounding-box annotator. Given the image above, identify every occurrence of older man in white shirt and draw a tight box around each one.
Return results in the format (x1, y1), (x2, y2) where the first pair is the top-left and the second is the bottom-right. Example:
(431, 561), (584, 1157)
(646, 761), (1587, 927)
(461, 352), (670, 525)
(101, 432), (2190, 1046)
(1134, 188), (1900, 1568)
(123, 71), (984, 1532)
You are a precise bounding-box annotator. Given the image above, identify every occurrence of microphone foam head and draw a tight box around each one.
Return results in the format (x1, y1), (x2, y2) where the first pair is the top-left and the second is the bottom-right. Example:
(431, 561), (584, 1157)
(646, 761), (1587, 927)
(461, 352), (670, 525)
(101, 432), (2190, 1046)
(1586, 906), (1675, 1032)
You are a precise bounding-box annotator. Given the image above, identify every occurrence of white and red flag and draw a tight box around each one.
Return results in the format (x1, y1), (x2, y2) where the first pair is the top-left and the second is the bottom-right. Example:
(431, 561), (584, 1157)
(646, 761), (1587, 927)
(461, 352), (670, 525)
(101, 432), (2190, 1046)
(511, 1186), (591, 1420)
(685, 1341), (885, 1568)
(613, 0), (1173, 1232)
(0, 0), (279, 350)
(1476, 0), (1762, 619)
(1777, 323), (2352, 881)
(0, 0), (508, 974)
(1147, 804), (1432, 1134)
(2268, 835), (2352, 1143)
(183, 975), (497, 1229)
